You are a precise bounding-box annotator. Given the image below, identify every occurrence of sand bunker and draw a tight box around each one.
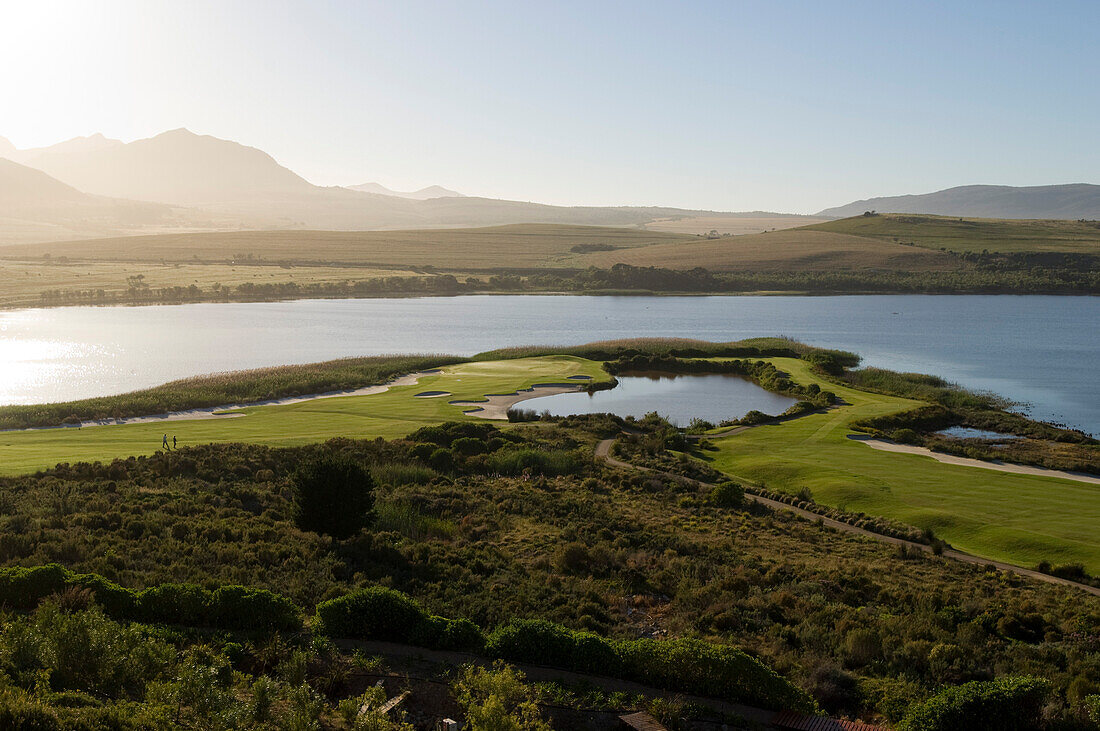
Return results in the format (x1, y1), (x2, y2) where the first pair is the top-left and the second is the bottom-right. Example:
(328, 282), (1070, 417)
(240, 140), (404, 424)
(451, 382), (586, 420)
(848, 434), (1100, 485)
(414, 391), (451, 398)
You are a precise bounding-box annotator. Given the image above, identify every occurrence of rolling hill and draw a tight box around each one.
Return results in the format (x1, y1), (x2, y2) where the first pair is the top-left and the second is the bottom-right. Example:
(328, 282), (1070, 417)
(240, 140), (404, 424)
(819, 183), (1100, 219)
(806, 214), (1100, 254)
(0, 159), (197, 245)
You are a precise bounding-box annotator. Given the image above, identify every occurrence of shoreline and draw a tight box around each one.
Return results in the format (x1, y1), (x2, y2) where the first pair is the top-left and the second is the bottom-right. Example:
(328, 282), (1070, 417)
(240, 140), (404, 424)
(5, 288), (1098, 313)
(2, 369), (443, 433)
(452, 383), (588, 420)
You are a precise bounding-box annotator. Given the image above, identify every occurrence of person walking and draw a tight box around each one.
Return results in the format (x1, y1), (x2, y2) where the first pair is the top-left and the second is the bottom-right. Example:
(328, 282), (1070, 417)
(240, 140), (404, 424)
(162, 434), (169, 450)
(172, 435), (177, 450)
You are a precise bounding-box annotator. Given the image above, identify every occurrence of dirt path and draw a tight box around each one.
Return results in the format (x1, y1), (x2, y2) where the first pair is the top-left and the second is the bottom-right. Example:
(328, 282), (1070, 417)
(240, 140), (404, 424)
(333, 637), (778, 726)
(595, 438), (1100, 598)
(848, 434), (1100, 485)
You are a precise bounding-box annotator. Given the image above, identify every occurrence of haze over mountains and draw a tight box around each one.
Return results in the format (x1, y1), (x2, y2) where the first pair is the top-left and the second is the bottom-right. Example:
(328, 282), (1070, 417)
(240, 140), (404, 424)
(819, 184), (1100, 220)
(347, 182), (464, 200)
(1, 128), (1097, 247)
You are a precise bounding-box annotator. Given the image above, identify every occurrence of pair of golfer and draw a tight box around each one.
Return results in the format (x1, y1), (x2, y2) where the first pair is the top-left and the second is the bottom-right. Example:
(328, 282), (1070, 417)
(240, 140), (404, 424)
(162, 434), (177, 451)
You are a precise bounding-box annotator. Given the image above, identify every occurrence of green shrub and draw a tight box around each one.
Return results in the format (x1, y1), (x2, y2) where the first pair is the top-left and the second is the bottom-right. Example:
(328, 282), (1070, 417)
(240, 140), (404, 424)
(709, 481), (744, 508)
(208, 586), (301, 633)
(891, 428), (922, 445)
(488, 448), (583, 476)
(899, 676), (1051, 731)
(314, 587), (484, 653)
(486, 619), (620, 675)
(291, 455), (376, 538)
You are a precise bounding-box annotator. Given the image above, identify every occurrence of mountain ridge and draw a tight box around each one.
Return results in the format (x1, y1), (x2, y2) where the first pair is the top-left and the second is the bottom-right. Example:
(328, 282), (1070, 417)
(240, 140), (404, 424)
(819, 183), (1100, 219)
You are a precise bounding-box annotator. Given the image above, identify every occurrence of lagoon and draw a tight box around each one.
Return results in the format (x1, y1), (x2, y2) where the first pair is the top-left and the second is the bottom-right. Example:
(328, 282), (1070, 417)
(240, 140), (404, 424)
(523, 372), (798, 426)
(0, 295), (1096, 435)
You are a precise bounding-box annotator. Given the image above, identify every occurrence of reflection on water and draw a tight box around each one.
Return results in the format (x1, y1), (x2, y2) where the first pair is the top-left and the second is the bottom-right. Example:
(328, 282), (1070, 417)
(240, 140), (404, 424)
(937, 426), (1022, 441)
(522, 372), (798, 426)
(0, 295), (1096, 435)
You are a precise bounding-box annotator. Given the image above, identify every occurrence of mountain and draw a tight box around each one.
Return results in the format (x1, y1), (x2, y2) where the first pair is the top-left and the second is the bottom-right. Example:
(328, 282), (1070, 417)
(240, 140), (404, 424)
(2, 128), (807, 237)
(0, 136), (14, 155)
(5, 128), (315, 207)
(819, 184), (1100, 219)
(0, 158), (217, 245)
(5, 133), (123, 165)
(348, 182), (464, 199)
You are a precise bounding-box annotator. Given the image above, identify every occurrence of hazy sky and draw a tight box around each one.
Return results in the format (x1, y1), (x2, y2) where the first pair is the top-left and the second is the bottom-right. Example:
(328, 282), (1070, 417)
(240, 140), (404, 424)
(2, 0), (1097, 213)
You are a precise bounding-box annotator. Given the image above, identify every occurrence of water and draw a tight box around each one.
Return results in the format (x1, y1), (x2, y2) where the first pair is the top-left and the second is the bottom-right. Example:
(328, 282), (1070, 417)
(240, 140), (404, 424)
(524, 372), (797, 426)
(0, 295), (1096, 435)
(937, 426), (1022, 441)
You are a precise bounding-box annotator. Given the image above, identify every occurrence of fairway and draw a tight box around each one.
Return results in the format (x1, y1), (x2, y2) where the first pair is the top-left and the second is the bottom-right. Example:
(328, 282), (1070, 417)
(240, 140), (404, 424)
(0, 356), (609, 475)
(705, 358), (1100, 573)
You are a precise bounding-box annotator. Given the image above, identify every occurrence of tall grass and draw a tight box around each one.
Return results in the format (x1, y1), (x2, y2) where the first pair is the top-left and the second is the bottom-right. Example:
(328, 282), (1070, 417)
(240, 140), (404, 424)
(0, 354), (457, 430)
(374, 501), (456, 540)
(473, 337), (859, 365)
(370, 461), (438, 487)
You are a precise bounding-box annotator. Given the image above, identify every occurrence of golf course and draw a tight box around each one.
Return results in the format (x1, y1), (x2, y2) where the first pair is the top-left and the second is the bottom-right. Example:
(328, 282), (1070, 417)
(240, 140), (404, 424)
(0, 356), (609, 475)
(2, 347), (1096, 576)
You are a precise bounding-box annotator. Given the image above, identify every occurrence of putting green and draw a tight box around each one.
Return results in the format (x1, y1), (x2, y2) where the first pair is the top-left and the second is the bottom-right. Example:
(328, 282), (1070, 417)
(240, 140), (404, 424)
(0, 356), (609, 476)
(707, 358), (1100, 573)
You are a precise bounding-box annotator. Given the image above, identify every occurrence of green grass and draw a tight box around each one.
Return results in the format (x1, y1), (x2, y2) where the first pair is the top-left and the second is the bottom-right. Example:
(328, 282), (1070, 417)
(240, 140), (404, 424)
(0, 356), (610, 475)
(706, 358), (1100, 573)
(807, 214), (1100, 254)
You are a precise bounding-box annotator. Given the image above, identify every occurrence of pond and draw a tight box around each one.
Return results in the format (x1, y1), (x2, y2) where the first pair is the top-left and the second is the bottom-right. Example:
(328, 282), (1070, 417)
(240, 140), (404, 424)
(936, 426), (1023, 441)
(519, 372), (798, 426)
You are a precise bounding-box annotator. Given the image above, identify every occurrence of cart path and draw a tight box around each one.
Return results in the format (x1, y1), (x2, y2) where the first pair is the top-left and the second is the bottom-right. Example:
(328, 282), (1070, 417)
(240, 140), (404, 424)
(595, 438), (1100, 597)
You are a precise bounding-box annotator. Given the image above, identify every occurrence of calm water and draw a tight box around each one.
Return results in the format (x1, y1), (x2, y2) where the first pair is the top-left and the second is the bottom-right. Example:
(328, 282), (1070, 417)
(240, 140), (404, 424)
(524, 373), (797, 426)
(0, 295), (1096, 435)
(937, 426), (1022, 441)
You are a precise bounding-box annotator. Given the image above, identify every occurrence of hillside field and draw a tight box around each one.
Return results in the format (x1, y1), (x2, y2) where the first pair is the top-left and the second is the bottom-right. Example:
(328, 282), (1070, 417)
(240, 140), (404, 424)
(806, 213), (1100, 254)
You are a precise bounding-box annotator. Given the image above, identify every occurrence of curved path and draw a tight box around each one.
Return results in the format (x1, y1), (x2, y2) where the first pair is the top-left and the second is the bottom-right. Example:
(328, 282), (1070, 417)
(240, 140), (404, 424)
(595, 438), (1100, 598)
(848, 434), (1100, 486)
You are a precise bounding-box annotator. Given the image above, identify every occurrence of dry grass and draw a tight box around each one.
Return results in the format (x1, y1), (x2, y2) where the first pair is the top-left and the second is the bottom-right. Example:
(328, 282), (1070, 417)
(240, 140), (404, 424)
(577, 229), (958, 271)
(644, 214), (831, 235)
(0, 224), (693, 269)
(0, 259), (420, 309)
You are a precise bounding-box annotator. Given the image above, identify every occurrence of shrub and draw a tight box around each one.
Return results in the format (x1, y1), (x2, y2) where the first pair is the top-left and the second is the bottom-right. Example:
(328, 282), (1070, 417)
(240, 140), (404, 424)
(891, 428), (922, 445)
(314, 587), (484, 653)
(290, 455), (376, 538)
(710, 481), (744, 508)
(454, 662), (552, 731)
(899, 676), (1051, 731)
(486, 619), (620, 675)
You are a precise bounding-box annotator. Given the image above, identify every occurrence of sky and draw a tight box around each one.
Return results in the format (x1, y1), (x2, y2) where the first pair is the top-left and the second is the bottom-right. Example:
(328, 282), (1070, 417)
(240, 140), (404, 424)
(1, 0), (1097, 213)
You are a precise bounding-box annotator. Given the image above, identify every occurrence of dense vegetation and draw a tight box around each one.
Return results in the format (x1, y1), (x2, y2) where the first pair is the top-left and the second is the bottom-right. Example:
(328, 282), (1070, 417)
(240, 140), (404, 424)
(1, 418), (1097, 727)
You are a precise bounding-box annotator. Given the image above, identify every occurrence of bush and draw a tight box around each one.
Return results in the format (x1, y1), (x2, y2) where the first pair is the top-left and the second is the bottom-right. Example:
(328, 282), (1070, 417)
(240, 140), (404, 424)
(891, 428), (922, 445)
(291, 455), (376, 538)
(899, 676), (1051, 731)
(454, 662), (552, 731)
(710, 481), (744, 508)
(0, 565), (301, 633)
(314, 587), (484, 653)
(485, 619), (814, 712)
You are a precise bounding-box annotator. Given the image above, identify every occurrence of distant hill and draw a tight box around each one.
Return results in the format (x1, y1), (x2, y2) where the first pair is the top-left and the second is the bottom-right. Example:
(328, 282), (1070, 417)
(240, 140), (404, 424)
(0, 136), (14, 155)
(0, 159), (194, 245)
(347, 182), (464, 199)
(819, 184), (1100, 219)
(4, 128), (314, 207)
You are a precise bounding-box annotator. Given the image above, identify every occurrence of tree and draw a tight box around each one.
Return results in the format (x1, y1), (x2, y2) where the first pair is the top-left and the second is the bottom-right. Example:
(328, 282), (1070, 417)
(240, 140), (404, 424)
(454, 663), (551, 731)
(290, 455), (375, 538)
